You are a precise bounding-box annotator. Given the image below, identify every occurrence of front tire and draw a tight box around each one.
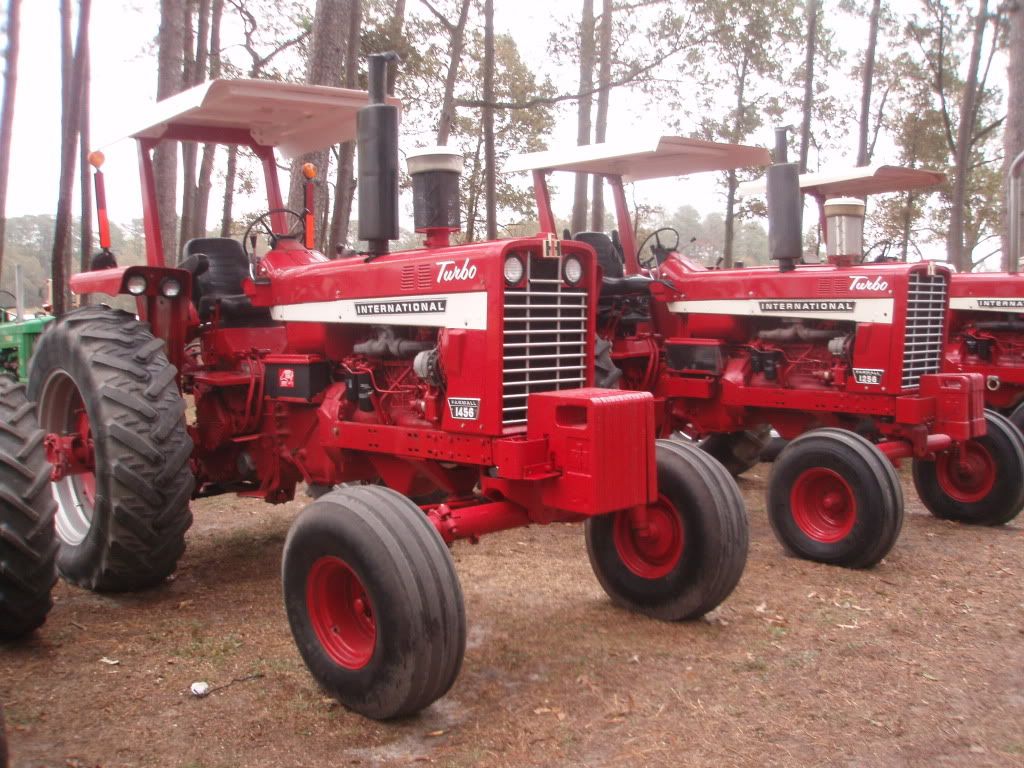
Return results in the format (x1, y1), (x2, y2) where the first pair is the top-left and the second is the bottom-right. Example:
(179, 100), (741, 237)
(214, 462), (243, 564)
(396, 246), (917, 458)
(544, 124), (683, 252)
(768, 429), (903, 569)
(0, 377), (58, 641)
(282, 485), (466, 720)
(28, 306), (194, 591)
(585, 439), (749, 621)
(912, 410), (1024, 526)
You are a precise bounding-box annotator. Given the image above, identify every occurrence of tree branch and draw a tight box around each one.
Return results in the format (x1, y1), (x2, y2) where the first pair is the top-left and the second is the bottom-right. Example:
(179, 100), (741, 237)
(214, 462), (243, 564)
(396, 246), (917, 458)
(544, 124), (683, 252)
(456, 40), (690, 109)
(419, 0), (455, 32)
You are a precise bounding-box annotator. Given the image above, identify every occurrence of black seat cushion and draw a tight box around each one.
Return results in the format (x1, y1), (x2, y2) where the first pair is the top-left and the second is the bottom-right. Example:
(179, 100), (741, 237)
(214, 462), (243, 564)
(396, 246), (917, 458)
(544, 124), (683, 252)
(574, 231), (624, 278)
(181, 237), (274, 327)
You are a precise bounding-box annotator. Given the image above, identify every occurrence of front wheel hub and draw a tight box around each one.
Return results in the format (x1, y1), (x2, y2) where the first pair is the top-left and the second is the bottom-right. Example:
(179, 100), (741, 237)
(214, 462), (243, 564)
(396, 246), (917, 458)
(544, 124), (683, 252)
(937, 442), (996, 503)
(790, 467), (857, 544)
(306, 556), (376, 669)
(612, 497), (685, 579)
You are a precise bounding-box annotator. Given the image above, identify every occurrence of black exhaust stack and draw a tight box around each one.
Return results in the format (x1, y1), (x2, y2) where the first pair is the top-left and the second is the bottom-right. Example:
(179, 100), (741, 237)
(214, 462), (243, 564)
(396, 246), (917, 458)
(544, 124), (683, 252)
(358, 53), (400, 256)
(766, 126), (802, 272)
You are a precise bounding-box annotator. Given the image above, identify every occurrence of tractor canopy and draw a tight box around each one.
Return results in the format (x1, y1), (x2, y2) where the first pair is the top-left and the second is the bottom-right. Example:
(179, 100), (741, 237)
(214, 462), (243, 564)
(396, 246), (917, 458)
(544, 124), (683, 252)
(506, 136), (771, 274)
(92, 79), (401, 270)
(737, 164), (946, 200)
(108, 78), (401, 157)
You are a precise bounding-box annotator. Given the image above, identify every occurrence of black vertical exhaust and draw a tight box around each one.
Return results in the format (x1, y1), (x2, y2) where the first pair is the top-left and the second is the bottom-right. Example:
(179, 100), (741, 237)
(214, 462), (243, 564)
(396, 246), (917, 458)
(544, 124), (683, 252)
(766, 125), (802, 272)
(358, 53), (400, 256)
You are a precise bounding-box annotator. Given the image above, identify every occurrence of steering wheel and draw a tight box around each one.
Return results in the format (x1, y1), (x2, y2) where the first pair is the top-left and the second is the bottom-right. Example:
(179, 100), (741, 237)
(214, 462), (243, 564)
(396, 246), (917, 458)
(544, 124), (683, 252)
(242, 208), (306, 278)
(636, 227), (680, 270)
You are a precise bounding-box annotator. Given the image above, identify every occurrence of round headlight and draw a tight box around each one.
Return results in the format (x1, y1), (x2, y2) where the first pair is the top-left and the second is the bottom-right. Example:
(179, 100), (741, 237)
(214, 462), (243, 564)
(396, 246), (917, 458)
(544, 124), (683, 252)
(161, 277), (182, 298)
(126, 275), (148, 295)
(503, 254), (525, 285)
(563, 256), (583, 285)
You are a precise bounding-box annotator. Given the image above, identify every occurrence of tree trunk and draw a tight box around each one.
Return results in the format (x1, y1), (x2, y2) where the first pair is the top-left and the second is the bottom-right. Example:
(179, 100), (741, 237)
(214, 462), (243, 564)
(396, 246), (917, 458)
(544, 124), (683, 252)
(288, 0), (350, 250)
(856, 0), (881, 167)
(154, 0), (185, 264)
(386, 0), (405, 95)
(436, 0), (472, 146)
(51, 0), (91, 316)
(571, 0), (595, 235)
(221, 145), (237, 237)
(180, 0), (210, 246)
(590, 0), (612, 231)
(723, 54), (749, 268)
(193, 0), (222, 241)
(0, 0), (21, 280)
(1003, 1), (1023, 269)
(78, 43), (91, 274)
(899, 191), (915, 261)
(799, 0), (818, 173)
(328, 0), (362, 257)
(947, 0), (988, 272)
(482, 0), (496, 240)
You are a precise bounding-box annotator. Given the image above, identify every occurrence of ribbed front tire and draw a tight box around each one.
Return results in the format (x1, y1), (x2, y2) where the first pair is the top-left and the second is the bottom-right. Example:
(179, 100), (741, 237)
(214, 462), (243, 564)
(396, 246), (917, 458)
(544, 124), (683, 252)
(283, 485), (466, 719)
(585, 440), (749, 621)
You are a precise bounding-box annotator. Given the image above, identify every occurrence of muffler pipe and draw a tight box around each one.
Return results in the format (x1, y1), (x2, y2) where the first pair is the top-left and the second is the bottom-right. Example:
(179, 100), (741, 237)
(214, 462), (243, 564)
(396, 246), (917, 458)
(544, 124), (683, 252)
(357, 53), (401, 256)
(766, 125), (802, 272)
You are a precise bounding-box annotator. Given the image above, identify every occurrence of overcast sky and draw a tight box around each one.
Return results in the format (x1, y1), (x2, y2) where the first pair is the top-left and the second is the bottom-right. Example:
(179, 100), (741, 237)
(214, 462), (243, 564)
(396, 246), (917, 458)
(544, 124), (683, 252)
(1, 0), (1000, 249)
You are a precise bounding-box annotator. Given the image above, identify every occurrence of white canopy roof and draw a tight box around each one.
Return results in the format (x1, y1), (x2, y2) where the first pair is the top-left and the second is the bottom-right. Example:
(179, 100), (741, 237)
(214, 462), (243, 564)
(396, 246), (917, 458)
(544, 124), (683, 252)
(504, 136), (771, 182)
(738, 164), (946, 198)
(111, 79), (401, 158)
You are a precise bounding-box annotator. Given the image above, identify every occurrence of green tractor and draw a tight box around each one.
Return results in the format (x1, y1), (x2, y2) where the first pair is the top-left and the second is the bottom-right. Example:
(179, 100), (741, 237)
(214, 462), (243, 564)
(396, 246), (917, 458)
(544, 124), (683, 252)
(0, 276), (54, 381)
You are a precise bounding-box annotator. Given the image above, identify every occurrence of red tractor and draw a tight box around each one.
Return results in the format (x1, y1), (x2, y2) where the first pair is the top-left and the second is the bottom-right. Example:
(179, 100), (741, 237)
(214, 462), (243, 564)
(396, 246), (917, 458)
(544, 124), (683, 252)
(749, 162), (1024, 526)
(508, 129), (1024, 570)
(0, 56), (749, 719)
(946, 271), (1024, 431)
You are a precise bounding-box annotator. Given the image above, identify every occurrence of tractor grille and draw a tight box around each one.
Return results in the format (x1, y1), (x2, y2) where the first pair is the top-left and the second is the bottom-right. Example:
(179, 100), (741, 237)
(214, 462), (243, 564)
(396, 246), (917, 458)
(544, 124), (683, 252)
(501, 253), (589, 426)
(901, 269), (948, 389)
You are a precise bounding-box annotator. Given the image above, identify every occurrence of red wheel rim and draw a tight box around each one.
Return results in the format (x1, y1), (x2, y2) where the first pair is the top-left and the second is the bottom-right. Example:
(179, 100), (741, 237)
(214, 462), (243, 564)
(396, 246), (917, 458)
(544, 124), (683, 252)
(72, 399), (96, 505)
(306, 556), (376, 669)
(935, 442), (996, 503)
(612, 495), (685, 579)
(790, 467), (856, 544)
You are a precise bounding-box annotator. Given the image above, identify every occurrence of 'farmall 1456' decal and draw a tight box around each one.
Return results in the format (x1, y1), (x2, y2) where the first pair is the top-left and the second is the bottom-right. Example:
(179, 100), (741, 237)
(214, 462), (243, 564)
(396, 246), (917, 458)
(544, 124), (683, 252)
(448, 397), (480, 420)
(848, 276), (889, 292)
(437, 259), (477, 283)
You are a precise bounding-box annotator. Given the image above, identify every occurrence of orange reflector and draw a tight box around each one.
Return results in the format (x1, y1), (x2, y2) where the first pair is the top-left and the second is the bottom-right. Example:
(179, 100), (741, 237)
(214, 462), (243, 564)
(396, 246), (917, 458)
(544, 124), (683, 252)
(302, 162), (317, 179)
(88, 150), (105, 168)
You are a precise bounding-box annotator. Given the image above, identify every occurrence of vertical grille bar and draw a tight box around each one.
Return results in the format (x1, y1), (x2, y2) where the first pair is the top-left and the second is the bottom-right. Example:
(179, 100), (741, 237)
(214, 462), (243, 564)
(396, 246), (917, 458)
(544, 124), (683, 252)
(501, 253), (589, 426)
(901, 269), (947, 389)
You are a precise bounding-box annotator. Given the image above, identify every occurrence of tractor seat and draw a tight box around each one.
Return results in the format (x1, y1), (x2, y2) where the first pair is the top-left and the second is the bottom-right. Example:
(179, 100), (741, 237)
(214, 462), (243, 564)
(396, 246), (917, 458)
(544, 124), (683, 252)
(180, 237), (275, 327)
(601, 275), (655, 296)
(573, 231), (624, 278)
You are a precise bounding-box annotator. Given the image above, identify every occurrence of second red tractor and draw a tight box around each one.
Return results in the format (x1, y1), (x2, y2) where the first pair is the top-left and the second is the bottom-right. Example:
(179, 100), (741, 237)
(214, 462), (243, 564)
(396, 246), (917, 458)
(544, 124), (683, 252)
(509, 130), (1024, 569)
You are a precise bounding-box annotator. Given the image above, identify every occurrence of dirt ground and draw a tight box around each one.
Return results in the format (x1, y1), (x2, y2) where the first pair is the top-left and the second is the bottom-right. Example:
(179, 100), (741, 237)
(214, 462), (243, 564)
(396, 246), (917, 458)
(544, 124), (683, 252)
(2, 464), (1022, 768)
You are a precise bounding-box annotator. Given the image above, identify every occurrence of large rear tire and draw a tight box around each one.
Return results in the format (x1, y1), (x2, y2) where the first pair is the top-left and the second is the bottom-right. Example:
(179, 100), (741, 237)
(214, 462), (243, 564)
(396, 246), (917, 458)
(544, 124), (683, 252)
(699, 425), (771, 477)
(282, 485), (466, 720)
(27, 306), (194, 591)
(912, 410), (1024, 526)
(585, 439), (748, 621)
(0, 377), (58, 641)
(768, 429), (903, 569)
